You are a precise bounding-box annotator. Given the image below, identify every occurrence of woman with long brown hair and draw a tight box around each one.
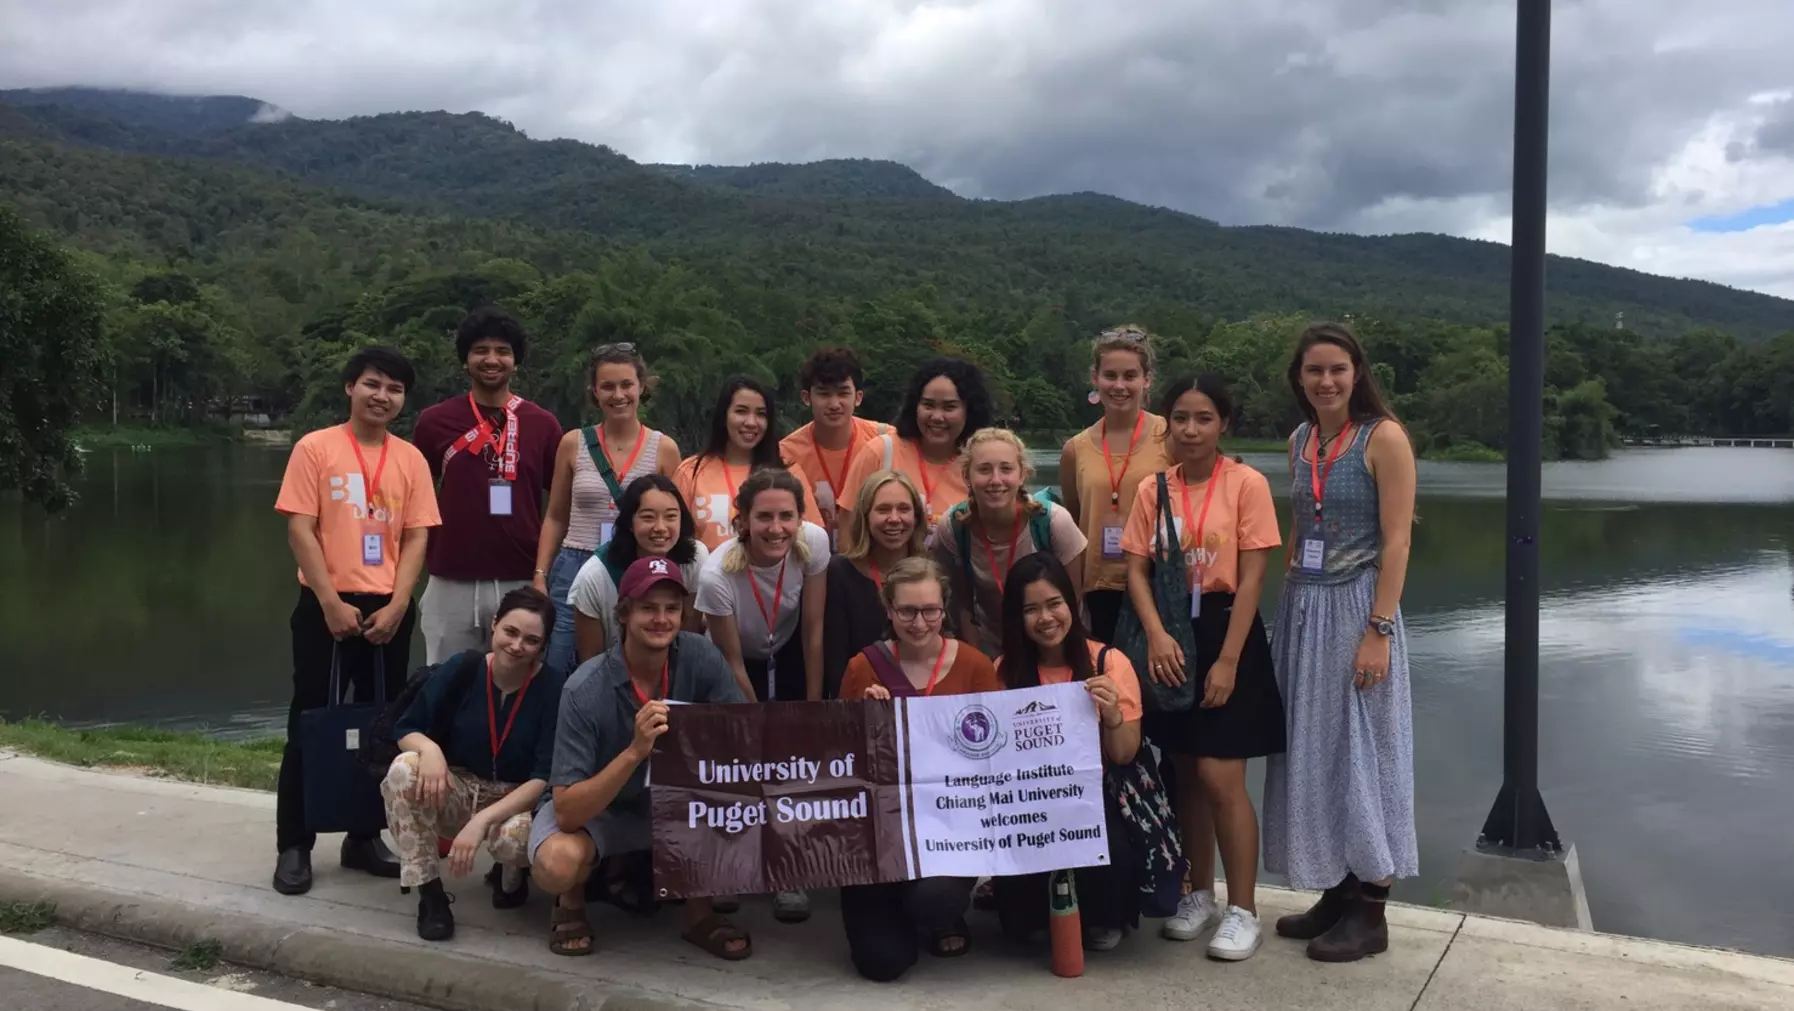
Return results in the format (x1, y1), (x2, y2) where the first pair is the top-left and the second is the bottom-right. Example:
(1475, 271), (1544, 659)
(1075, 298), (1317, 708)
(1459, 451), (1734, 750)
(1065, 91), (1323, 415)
(1264, 322), (1418, 964)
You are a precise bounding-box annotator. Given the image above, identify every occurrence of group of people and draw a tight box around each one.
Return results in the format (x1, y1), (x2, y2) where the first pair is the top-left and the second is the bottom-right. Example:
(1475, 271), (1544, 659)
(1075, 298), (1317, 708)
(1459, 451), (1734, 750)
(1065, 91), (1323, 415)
(270, 307), (1418, 978)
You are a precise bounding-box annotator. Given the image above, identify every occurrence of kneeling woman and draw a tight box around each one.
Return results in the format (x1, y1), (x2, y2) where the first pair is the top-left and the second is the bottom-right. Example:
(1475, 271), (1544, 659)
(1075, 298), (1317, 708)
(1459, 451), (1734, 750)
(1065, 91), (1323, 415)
(838, 557), (1002, 981)
(992, 553), (1145, 952)
(381, 586), (568, 941)
(1124, 374), (1285, 962)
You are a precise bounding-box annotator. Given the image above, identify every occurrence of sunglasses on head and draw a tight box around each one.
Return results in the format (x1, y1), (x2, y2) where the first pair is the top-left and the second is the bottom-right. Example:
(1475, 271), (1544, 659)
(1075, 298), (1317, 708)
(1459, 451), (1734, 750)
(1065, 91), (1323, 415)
(1100, 329), (1148, 342)
(595, 342), (637, 355)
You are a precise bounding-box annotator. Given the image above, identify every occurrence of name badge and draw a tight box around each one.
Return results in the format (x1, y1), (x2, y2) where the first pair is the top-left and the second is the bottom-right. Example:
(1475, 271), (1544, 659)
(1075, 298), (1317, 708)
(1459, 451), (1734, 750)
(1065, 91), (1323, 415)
(1298, 537), (1326, 573)
(815, 480), (836, 515)
(600, 521), (614, 546)
(362, 532), (385, 566)
(1190, 565), (1203, 618)
(488, 479), (513, 516)
(1101, 524), (1124, 560)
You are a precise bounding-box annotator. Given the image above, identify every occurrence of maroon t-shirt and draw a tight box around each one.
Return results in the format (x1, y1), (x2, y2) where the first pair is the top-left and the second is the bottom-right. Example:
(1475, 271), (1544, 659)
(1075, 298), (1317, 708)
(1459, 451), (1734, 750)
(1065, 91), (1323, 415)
(413, 394), (563, 581)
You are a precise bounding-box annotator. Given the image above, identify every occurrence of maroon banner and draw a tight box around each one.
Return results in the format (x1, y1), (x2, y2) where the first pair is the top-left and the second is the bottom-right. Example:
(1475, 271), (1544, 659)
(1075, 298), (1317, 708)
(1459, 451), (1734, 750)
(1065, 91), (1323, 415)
(650, 700), (908, 899)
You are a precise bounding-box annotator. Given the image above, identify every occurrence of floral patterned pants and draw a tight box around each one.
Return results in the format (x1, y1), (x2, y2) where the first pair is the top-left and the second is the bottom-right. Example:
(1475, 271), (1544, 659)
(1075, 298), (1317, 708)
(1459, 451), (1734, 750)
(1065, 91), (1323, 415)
(380, 753), (533, 888)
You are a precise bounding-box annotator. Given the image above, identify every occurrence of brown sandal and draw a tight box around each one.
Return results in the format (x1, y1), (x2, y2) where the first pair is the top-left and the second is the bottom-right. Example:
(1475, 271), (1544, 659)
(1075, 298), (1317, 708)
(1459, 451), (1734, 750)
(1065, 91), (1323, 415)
(549, 899), (594, 956)
(682, 913), (752, 961)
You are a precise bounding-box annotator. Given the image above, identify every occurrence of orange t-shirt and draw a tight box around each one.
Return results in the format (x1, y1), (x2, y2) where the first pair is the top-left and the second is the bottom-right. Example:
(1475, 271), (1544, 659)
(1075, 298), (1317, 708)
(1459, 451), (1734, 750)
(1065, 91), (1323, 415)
(1120, 460), (1280, 594)
(274, 427), (441, 595)
(838, 434), (968, 534)
(674, 454), (821, 551)
(1034, 640), (1144, 724)
(779, 417), (890, 528)
(838, 640), (1002, 700)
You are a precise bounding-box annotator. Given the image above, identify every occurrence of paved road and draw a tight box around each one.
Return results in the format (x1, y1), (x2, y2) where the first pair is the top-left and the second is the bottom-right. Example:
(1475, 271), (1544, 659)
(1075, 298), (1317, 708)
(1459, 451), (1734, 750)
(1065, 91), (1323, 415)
(0, 928), (430, 1011)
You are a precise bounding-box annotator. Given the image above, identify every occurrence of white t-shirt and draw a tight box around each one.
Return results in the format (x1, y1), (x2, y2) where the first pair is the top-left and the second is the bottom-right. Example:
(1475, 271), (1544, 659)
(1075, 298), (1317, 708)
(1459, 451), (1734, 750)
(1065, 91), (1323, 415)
(567, 543), (711, 645)
(694, 522), (832, 658)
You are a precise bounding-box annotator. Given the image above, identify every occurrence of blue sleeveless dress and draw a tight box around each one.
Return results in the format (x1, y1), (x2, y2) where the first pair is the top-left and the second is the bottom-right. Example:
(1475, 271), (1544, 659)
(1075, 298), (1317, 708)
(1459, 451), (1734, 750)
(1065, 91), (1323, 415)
(1263, 421), (1418, 888)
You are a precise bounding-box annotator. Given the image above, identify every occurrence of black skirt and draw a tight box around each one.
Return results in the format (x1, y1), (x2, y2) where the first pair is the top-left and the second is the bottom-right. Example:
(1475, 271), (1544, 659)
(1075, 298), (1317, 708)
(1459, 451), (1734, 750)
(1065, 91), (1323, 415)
(1143, 591), (1286, 759)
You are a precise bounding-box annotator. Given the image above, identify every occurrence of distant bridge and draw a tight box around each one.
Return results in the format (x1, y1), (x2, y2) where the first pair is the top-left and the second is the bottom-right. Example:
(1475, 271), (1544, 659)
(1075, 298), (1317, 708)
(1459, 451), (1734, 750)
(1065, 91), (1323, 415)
(1623, 434), (1794, 449)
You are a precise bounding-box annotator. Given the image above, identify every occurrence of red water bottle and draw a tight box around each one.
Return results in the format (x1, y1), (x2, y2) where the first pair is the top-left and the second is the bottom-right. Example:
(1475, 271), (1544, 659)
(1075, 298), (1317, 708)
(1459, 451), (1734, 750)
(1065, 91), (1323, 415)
(1049, 869), (1084, 978)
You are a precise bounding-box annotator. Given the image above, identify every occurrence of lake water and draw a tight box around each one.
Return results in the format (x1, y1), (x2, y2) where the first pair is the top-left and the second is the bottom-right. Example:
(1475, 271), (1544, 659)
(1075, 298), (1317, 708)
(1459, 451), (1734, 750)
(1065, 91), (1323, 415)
(3, 444), (1792, 956)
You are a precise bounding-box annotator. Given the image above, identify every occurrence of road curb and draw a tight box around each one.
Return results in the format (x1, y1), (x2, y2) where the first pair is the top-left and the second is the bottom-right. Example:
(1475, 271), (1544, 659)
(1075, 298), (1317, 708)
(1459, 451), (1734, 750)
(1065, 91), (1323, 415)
(0, 867), (714, 1011)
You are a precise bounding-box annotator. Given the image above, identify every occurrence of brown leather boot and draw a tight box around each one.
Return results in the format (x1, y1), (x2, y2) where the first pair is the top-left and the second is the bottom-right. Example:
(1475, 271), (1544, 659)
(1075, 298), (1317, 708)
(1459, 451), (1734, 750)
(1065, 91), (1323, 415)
(1274, 873), (1357, 940)
(1306, 881), (1389, 962)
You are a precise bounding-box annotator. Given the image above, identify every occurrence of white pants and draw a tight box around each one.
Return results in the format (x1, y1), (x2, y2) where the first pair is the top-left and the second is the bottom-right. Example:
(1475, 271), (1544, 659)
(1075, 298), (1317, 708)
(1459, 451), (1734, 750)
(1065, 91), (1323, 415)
(419, 577), (529, 664)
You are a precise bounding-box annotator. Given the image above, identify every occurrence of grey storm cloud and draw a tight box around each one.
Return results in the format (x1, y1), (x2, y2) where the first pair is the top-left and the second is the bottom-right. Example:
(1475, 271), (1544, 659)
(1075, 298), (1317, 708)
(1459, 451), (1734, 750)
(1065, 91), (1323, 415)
(2, 0), (1793, 234)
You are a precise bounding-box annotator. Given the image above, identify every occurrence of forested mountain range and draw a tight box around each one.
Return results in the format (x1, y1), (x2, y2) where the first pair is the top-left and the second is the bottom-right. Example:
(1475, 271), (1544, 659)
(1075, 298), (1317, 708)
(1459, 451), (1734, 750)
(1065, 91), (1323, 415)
(1, 86), (1790, 460)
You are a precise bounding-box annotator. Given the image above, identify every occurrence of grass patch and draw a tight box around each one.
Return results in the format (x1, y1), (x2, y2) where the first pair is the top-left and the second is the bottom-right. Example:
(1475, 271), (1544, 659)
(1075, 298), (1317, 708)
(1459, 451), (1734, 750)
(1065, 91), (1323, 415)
(169, 939), (224, 972)
(0, 902), (56, 935)
(0, 719), (283, 791)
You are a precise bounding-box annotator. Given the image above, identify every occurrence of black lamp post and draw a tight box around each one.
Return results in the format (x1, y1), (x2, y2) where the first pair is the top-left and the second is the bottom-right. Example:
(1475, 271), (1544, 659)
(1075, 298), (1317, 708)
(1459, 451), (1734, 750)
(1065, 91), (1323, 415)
(1478, 0), (1563, 857)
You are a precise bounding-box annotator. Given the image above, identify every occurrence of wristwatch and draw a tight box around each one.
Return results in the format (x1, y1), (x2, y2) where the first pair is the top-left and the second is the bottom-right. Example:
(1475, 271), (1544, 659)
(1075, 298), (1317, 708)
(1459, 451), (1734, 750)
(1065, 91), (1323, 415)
(1368, 614), (1395, 637)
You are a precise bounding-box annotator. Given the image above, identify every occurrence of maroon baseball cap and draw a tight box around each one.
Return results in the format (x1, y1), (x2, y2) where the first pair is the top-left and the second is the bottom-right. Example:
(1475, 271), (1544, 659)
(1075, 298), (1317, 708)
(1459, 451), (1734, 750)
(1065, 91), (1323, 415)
(617, 556), (688, 599)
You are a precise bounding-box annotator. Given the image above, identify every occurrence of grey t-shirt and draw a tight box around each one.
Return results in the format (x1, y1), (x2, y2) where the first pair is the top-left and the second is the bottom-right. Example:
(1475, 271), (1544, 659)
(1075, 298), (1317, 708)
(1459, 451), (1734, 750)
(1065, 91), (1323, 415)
(548, 631), (744, 815)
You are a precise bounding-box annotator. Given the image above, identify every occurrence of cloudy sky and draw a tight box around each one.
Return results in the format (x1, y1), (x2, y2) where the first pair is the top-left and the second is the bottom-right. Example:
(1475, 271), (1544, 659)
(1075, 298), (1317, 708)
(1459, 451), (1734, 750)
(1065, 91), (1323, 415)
(5, 0), (1794, 298)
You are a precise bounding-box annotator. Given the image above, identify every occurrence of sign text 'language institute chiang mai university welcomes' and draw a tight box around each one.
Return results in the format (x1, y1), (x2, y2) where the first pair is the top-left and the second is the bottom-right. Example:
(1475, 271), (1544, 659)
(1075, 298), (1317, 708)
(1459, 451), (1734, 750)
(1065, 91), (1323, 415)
(650, 682), (1110, 897)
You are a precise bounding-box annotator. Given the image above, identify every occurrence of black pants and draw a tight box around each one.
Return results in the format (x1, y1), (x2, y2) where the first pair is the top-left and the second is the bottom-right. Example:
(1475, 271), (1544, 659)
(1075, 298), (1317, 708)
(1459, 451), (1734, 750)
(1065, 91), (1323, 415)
(992, 795), (1139, 935)
(276, 586), (413, 852)
(742, 623), (808, 702)
(1085, 589), (1125, 644)
(841, 877), (974, 982)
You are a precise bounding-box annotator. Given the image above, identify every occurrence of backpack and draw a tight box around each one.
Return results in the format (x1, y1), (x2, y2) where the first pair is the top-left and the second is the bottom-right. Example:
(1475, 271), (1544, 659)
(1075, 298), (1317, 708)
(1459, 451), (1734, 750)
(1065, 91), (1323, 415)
(359, 651), (483, 780)
(947, 489), (1058, 624)
(1094, 646), (1188, 919)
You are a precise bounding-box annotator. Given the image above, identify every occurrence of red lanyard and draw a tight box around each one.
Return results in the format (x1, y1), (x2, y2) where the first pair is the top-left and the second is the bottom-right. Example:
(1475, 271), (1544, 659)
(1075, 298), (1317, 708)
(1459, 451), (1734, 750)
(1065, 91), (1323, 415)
(343, 426), (390, 507)
(868, 560), (884, 595)
(1310, 423), (1354, 520)
(601, 423), (647, 481)
(747, 555), (789, 648)
(895, 640), (950, 696)
(1101, 412), (1146, 510)
(977, 506), (1024, 591)
(1178, 458), (1226, 587)
(811, 430), (852, 500)
(486, 656), (536, 778)
(448, 393), (521, 481)
(629, 659), (670, 706)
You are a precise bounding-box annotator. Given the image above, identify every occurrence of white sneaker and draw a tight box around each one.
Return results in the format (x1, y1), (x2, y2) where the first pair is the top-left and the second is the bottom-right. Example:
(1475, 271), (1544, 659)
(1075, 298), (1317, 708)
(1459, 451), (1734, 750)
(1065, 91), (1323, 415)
(1161, 889), (1221, 941)
(1207, 905), (1262, 961)
(773, 889), (811, 923)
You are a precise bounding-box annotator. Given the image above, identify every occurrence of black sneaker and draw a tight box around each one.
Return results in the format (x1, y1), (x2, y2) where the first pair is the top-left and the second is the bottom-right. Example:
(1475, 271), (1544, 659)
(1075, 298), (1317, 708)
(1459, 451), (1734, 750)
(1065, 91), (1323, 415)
(416, 879), (456, 942)
(487, 864), (530, 909)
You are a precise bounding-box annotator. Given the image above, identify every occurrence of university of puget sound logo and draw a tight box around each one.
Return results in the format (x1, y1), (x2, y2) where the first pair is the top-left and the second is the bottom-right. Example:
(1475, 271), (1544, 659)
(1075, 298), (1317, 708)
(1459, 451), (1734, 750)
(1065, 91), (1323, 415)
(948, 696), (1068, 760)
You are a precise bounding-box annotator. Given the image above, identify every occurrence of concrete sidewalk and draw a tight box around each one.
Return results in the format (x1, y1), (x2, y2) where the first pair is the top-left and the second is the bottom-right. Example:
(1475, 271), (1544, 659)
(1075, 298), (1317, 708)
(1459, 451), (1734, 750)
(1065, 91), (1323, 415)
(2, 751), (1790, 1011)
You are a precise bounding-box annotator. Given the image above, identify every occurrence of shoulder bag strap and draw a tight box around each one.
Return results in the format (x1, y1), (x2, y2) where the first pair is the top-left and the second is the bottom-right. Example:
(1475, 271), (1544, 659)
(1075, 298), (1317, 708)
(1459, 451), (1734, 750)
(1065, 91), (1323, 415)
(584, 425), (626, 500)
(859, 643), (917, 698)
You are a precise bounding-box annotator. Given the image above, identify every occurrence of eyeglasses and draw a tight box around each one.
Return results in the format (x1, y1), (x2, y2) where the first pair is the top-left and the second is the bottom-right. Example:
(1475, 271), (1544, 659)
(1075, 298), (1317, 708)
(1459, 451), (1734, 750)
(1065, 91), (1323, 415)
(595, 342), (637, 355)
(1098, 329), (1148, 343)
(893, 606), (945, 624)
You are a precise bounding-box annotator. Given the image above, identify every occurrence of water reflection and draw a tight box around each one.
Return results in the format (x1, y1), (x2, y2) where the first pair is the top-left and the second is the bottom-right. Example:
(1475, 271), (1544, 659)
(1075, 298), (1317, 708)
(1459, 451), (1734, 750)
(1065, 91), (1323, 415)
(2, 445), (1793, 954)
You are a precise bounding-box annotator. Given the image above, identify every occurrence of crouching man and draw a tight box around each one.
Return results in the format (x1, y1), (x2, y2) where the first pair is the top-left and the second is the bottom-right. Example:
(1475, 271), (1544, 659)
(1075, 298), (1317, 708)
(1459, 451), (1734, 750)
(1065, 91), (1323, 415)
(528, 556), (753, 959)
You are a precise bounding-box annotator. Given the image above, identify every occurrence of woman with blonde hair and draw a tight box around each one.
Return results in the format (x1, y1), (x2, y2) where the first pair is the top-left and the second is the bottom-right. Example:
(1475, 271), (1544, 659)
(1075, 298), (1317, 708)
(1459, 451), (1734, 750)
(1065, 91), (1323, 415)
(837, 556), (1001, 980)
(931, 428), (1086, 656)
(1059, 325), (1172, 642)
(822, 469), (929, 699)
